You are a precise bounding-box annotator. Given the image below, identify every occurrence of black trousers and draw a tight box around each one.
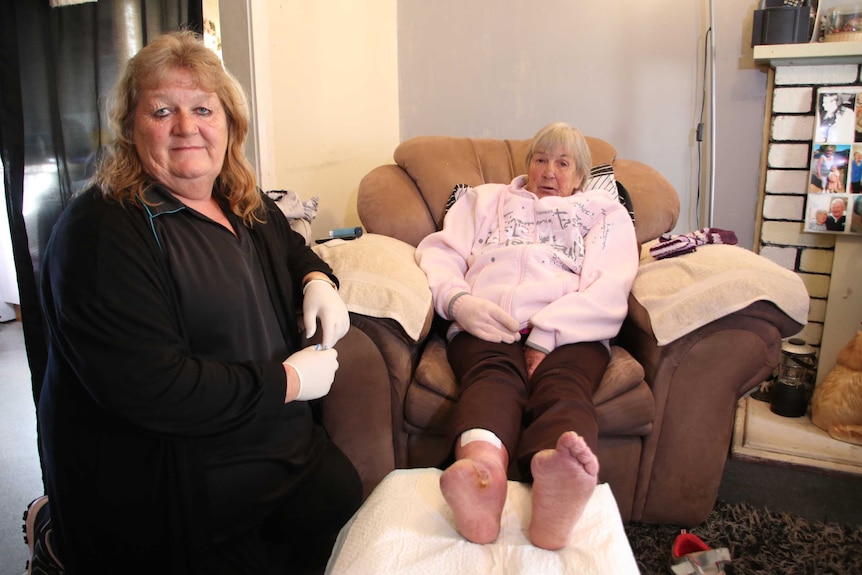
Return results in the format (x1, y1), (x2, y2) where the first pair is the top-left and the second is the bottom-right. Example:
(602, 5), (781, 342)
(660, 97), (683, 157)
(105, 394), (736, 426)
(446, 332), (609, 480)
(207, 440), (362, 575)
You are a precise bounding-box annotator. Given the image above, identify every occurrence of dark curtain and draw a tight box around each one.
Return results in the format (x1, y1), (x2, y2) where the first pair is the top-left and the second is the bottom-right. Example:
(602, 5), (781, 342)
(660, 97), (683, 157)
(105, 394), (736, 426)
(0, 0), (203, 486)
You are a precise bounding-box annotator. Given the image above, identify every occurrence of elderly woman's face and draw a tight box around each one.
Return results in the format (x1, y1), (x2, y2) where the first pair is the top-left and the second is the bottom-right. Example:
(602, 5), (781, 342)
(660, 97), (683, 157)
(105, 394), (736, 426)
(133, 67), (228, 198)
(525, 146), (581, 199)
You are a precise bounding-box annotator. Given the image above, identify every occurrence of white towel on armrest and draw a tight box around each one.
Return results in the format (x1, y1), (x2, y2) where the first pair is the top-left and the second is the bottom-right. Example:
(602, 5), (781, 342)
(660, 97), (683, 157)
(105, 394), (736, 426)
(312, 234), (434, 342)
(631, 242), (810, 346)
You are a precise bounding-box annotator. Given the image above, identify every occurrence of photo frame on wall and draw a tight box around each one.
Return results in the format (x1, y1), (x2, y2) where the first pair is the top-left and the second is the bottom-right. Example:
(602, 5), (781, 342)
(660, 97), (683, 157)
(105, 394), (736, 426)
(804, 86), (862, 235)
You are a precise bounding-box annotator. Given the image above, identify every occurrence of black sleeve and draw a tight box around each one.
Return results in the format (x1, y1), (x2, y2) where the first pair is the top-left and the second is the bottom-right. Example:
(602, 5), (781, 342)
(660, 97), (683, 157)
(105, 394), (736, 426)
(40, 191), (287, 439)
(256, 192), (338, 307)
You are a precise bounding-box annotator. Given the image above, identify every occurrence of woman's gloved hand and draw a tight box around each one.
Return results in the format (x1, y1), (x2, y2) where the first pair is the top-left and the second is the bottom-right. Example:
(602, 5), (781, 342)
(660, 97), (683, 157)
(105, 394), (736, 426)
(283, 345), (339, 401)
(451, 293), (521, 344)
(302, 279), (349, 349)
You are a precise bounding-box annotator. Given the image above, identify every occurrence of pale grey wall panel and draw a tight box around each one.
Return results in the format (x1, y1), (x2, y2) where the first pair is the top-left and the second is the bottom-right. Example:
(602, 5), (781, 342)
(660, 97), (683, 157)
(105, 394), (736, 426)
(396, 0), (768, 246)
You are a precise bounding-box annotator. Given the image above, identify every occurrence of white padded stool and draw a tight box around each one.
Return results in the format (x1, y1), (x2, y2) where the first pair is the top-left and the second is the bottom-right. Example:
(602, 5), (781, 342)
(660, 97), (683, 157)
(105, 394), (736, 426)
(325, 468), (639, 575)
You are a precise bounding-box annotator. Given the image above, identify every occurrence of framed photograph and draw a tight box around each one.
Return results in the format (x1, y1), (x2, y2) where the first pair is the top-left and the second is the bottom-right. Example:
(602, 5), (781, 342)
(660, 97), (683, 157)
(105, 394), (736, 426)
(804, 194), (850, 233)
(809, 144), (850, 193)
(804, 87), (862, 235)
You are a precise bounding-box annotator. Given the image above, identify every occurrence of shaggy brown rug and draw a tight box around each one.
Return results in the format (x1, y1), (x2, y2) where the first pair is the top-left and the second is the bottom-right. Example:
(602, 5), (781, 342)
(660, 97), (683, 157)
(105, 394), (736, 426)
(624, 500), (862, 575)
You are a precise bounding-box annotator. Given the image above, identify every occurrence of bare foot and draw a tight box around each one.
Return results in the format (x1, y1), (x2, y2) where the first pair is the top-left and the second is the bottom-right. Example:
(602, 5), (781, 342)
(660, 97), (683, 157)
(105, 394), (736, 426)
(439, 444), (508, 544)
(528, 431), (599, 550)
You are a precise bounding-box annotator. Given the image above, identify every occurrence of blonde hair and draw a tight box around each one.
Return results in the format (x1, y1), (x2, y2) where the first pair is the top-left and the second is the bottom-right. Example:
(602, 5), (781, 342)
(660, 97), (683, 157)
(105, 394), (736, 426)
(92, 30), (262, 224)
(525, 122), (592, 191)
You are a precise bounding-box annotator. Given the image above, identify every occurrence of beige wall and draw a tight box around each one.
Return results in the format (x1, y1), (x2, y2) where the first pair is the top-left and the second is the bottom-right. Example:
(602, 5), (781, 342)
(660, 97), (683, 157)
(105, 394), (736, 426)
(256, 0), (399, 239)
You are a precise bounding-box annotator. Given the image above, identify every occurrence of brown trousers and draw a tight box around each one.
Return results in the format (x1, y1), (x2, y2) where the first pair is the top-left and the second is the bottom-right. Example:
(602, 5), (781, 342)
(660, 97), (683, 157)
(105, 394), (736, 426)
(446, 332), (609, 480)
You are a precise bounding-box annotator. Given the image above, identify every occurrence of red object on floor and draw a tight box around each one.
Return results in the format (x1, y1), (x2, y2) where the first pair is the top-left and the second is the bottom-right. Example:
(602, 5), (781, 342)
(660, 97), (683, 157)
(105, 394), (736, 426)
(670, 530), (733, 575)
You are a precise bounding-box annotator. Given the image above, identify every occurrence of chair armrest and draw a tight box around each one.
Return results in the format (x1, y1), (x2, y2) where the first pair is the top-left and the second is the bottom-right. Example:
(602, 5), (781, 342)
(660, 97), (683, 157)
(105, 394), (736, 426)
(624, 294), (804, 351)
(616, 301), (798, 524)
(347, 313), (427, 468)
(630, 244), (809, 347)
(324, 325), (398, 498)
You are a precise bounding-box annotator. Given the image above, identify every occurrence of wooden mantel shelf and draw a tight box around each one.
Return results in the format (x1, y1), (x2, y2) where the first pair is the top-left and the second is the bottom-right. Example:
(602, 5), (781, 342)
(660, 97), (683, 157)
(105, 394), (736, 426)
(754, 41), (862, 66)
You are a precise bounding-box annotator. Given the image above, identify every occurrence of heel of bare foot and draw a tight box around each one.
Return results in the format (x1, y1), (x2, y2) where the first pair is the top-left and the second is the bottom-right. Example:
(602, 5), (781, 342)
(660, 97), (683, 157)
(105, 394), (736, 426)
(440, 457), (508, 544)
(528, 431), (599, 550)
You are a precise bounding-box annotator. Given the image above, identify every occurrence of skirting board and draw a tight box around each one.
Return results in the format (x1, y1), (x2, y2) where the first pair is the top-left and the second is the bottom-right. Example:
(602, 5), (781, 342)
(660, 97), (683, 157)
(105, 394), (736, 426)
(732, 396), (862, 477)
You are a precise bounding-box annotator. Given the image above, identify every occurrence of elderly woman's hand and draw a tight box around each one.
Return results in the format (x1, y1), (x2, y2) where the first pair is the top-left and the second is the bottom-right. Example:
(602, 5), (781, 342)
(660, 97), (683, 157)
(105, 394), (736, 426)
(302, 279), (350, 349)
(451, 294), (521, 344)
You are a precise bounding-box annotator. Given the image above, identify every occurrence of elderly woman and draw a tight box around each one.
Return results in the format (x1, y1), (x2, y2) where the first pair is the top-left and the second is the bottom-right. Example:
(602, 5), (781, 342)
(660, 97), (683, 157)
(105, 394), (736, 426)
(416, 122), (638, 550)
(33, 31), (361, 574)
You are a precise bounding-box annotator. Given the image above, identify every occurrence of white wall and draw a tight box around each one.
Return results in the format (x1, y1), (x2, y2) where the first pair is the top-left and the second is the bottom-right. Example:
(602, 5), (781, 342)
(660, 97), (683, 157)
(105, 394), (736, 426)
(714, 1), (771, 249)
(245, 0), (767, 248)
(257, 0), (400, 240)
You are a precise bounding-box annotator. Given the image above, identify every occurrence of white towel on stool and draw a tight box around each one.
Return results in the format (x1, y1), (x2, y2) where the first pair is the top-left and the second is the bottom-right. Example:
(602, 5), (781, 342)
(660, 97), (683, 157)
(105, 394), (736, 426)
(325, 468), (639, 575)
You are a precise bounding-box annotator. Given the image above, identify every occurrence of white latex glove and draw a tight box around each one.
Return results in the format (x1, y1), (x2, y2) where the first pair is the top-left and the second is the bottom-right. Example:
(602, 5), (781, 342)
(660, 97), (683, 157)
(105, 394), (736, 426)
(283, 346), (339, 401)
(302, 280), (349, 349)
(451, 294), (521, 344)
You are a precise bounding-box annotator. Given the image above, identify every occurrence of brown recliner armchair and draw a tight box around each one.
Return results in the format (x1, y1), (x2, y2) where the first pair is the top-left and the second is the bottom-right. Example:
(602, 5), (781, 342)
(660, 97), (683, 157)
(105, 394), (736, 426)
(320, 135), (806, 526)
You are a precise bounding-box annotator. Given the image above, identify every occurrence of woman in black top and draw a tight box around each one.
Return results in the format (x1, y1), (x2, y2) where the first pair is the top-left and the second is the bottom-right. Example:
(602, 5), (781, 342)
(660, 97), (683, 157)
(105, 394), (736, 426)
(37, 30), (361, 574)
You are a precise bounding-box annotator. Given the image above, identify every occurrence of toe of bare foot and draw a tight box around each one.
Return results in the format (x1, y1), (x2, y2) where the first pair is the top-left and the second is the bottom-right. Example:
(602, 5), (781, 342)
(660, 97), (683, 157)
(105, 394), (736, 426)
(556, 432), (599, 477)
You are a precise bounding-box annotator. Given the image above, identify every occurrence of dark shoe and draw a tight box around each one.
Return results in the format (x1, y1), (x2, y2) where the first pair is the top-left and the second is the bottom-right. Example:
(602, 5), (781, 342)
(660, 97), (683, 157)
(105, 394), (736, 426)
(669, 530), (732, 575)
(22, 496), (65, 575)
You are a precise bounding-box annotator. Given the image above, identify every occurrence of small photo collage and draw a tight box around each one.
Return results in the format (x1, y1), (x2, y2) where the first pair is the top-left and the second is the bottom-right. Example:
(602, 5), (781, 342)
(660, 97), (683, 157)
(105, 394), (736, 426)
(806, 87), (862, 235)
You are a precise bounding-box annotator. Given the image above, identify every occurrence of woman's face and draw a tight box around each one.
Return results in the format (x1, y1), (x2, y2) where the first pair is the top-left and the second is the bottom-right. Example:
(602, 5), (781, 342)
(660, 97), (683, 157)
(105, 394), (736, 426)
(525, 146), (582, 199)
(133, 67), (228, 198)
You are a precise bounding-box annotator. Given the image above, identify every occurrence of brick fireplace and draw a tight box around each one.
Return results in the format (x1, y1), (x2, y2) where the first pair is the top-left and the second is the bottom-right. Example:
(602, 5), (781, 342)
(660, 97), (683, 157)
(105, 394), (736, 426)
(731, 42), (862, 475)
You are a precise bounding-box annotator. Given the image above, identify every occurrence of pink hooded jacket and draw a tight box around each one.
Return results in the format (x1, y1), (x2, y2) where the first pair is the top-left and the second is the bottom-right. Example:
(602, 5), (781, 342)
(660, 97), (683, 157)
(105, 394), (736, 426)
(415, 176), (638, 353)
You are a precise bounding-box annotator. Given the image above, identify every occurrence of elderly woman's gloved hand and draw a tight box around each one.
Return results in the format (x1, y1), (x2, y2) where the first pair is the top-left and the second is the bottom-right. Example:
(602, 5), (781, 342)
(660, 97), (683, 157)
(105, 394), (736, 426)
(302, 280), (350, 349)
(451, 293), (521, 344)
(283, 346), (339, 401)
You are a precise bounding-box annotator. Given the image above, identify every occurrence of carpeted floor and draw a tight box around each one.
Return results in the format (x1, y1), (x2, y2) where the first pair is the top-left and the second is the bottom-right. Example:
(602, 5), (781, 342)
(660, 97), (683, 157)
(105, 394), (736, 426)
(625, 499), (862, 575)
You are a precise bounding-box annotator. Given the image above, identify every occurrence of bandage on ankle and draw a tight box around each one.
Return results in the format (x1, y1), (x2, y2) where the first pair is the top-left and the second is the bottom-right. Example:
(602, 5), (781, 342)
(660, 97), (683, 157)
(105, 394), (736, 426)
(460, 428), (503, 449)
